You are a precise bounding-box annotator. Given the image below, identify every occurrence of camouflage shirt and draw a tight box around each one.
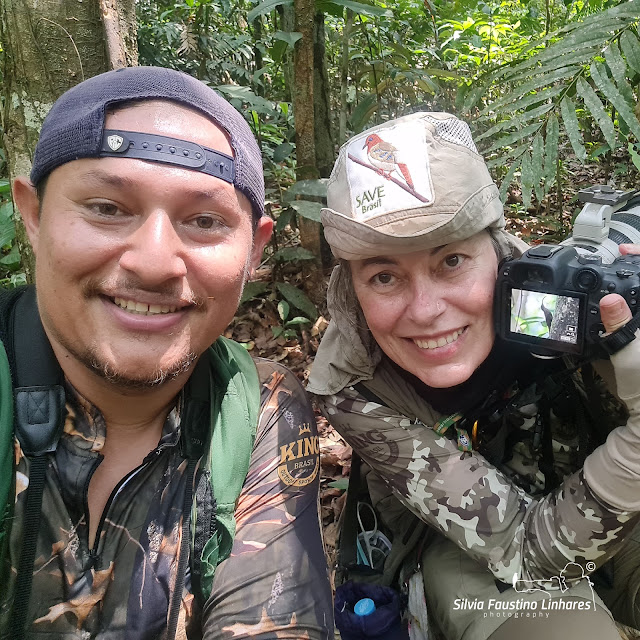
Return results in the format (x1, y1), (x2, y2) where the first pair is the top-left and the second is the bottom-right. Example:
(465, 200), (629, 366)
(313, 354), (640, 588)
(0, 359), (333, 640)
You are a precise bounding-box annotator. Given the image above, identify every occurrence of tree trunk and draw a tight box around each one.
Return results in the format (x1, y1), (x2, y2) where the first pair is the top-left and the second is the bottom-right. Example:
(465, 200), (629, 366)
(292, 0), (325, 302)
(0, 0), (138, 282)
(313, 11), (333, 178)
(293, 0), (316, 181)
(339, 9), (353, 145)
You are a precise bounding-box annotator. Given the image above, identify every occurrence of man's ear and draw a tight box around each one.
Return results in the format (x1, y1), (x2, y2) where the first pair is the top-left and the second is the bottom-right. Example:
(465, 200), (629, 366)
(249, 215), (274, 274)
(12, 176), (41, 255)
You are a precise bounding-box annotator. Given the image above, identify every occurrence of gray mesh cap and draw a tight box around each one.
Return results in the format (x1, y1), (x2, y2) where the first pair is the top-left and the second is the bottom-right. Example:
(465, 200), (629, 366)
(322, 111), (525, 260)
(30, 66), (265, 218)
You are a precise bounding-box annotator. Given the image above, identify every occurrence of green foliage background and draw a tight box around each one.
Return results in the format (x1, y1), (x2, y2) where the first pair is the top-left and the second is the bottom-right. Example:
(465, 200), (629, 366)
(2, 0), (640, 296)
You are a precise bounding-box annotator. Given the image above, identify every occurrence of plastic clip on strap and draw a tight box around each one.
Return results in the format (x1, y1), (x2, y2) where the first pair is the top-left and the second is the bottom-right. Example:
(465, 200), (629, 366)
(599, 313), (640, 357)
(100, 129), (235, 184)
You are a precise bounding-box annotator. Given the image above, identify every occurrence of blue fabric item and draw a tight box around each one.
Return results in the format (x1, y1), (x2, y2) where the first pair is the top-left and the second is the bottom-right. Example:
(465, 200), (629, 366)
(335, 582), (409, 640)
(30, 66), (264, 219)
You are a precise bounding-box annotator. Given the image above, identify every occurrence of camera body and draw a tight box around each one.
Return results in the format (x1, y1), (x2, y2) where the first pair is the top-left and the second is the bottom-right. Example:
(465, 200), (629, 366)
(494, 245), (640, 356)
(494, 185), (640, 357)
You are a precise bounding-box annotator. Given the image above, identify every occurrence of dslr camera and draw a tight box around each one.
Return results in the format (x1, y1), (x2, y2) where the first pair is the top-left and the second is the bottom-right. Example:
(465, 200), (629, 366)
(495, 186), (640, 357)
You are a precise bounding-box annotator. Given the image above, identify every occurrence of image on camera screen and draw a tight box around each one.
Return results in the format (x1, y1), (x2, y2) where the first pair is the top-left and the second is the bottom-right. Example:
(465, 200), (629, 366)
(510, 289), (580, 344)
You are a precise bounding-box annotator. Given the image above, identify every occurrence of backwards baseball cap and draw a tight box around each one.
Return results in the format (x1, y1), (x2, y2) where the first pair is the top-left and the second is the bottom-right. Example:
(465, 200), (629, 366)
(30, 66), (264, 218)
(322, 111), (525, 260)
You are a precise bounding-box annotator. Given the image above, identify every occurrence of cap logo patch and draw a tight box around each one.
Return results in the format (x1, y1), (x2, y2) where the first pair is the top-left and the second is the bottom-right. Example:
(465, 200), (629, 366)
(107, 134), (124, 151)
(346, 121), (434, 221)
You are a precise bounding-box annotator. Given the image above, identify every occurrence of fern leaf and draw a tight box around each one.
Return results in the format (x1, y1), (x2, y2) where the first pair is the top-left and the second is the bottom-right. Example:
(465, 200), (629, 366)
(520, 150), (533, 211)
(620, 31), (640, 75)
(531, 133), (545, 203)
(477, 87), (564, 126)
(480, 66), (581, 115)
(590, 61), (640, 142)
(576, 76), (617, 152)
(544, 114), (560, 188)
(475, 103), (554, 143)
(486, 144), (528, 169)
(604, 44), (635, 105)
(499, 161), (519, 204)
(485, 123), (542, 154)
(560, 96), (587, 162)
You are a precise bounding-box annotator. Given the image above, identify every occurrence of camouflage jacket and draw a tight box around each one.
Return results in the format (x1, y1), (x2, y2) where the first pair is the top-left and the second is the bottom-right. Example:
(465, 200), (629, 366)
(308, 263), (640, 589)
(0, 359), (333, 639)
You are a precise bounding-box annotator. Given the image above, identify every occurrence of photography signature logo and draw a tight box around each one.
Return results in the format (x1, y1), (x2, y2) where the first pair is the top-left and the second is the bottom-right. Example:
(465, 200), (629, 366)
(512, 561), (596, 605)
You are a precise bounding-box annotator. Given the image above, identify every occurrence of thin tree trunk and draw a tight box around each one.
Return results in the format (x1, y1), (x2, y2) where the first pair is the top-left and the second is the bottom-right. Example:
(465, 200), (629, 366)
(339, 9), (353, 145)
(313, 11), (333, 178)
(293, 0), (316, 181)
(293, 0), (324, 300)
(0, 0), (137, 282)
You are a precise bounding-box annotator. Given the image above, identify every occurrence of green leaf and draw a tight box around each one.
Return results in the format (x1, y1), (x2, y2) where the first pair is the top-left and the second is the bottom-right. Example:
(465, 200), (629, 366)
(590, 61), (640, 142)
(0, 180), (10, 194)
(328, 478), (349, 491)
(576, 77), (616, 152)
(604, 43), (635, 106)
(520, 150), (533, 211)
(544, 114), (560, 188)
(629, 144), (640, 172)
(484, 122), (541, 154)
(283, 179), (328, 203)
(531, 133), (545, 203)
(0, 201), (13, 222)
(285, 316), (312, 327)
(620, 31), (640, 75)
(273, 142), (294, 163)
(0, 245), (21, 267)
(272, 326), (284, 338)
(275, 208), (294, 233)
(240, 281), (269, 305)
(499, 161), (519, 204)
(274, 246), (316, 262)
(276, 282), (318, 320)
(560, 96), (587, 162)
(214, 85), (274, 114)
(273, 30), (302, 48)
(0, 216), (15, 249)
(481, 66), (581, 115)
(322, 0), (391, 17)
(290, 200), (322, 223)
(476, 86), (563, 127)
(486, 144), (528, 169)
(278, 300), (290, 321)
(247, 0), (293, 23)
(349, 93), (378, 133)
(475, 103), (554, 143)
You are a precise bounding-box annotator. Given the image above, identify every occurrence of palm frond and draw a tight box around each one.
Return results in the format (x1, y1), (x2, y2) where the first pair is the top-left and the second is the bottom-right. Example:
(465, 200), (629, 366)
(469, 0), (640, 208)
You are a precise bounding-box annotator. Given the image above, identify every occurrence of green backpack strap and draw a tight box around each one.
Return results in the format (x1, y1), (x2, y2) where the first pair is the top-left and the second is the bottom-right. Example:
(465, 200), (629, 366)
(197, 336), (260, 600)
(0, 341), (13, 560)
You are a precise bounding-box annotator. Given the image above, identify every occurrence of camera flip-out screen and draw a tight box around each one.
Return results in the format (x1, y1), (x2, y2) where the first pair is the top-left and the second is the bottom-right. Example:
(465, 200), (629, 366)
(510, 289), (581, 345)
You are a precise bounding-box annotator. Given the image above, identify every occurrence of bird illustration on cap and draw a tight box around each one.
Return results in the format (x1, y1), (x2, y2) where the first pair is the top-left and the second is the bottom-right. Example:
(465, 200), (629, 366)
(363, 134), (414, 189)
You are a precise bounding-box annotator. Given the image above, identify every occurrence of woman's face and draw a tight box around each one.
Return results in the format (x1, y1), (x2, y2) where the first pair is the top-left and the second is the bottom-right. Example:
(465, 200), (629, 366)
(350, 231), (499, 388)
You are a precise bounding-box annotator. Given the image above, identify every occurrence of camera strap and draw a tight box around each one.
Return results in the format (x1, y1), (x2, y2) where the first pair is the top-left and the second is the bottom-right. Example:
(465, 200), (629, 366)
(598, 313), (640, 357)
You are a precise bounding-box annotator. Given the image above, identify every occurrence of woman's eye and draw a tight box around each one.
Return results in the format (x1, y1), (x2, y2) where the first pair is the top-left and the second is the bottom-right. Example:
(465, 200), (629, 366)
(444, 254), (463, 268)
(373, 273), (394, 285)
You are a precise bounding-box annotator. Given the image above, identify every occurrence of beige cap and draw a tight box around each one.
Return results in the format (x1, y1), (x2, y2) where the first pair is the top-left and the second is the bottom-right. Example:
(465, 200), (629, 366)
(322, 111), (517, 260)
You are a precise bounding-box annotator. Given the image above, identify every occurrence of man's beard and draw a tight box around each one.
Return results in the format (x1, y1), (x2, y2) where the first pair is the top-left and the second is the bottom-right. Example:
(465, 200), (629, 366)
(67, 337), (199, 390)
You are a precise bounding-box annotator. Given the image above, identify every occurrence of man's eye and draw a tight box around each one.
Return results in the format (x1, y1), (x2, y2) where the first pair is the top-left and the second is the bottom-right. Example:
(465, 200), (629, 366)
(196, 216), (213, 229)
(90, 202), (120, 216)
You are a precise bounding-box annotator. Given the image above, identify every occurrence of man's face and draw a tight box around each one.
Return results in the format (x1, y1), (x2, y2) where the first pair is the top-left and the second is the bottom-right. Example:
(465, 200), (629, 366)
(350, 231), (498, 388)
(22, 101), (272, 388)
